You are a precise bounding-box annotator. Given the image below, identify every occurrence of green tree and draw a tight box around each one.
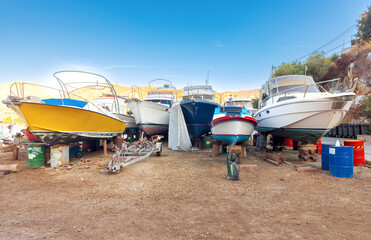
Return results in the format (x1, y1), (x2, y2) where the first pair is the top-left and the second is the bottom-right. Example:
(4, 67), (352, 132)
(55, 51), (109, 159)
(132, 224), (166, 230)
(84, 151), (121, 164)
(252, 98), (259, 109)
(272, 62), (305, 78)
(273, 52), (332, 82)
(357, 6), (371, 42)
(305, 52), (332, 81)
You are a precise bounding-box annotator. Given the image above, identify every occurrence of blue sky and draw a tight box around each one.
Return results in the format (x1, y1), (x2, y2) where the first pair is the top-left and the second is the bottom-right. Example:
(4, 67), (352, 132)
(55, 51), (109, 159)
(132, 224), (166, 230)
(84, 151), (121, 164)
(0, 0), (369, 91)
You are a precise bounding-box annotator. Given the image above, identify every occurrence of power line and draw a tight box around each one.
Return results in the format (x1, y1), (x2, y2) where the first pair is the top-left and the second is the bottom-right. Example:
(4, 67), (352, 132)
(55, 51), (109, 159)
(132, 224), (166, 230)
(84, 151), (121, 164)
(324, 40), (352, 55)
(289, 24), (356, 63)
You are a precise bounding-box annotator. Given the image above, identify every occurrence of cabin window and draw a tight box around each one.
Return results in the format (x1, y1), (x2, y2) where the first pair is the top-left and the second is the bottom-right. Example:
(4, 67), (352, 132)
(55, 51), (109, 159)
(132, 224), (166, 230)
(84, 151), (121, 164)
(277, 96), (297, 102)
(146, 99), (171, 107)
(220, 107), (242, 113)
(270, 85), (320, 95)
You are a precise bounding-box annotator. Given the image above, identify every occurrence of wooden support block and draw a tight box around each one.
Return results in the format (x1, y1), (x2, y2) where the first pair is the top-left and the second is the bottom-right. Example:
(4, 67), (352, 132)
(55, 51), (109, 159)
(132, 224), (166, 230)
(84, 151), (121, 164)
(230, 145), (242, 154)
(12, 146), (19, 160)
(211, 143), (219, 157)
(265, 153), (286, 164)
(241, 146), (247, 157)
(240, 164), (257, 171)
(0, 164), (20, 172)
(104, 139), (107, 157)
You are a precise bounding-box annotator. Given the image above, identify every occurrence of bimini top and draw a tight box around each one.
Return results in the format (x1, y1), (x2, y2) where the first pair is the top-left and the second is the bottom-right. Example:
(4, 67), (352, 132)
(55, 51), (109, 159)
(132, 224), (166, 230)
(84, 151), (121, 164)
(260, 75), (320, 99)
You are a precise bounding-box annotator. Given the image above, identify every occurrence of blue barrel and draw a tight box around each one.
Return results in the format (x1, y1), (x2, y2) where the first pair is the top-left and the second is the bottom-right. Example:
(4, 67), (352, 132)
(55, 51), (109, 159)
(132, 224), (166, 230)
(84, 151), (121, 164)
(321, 144), (334, 170)
(329, 146), (353, 178)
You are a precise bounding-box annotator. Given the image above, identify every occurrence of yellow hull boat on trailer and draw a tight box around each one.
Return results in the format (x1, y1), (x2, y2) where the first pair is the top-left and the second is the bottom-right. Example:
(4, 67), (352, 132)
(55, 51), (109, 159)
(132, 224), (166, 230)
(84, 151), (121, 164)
(3, 71), (126, 145)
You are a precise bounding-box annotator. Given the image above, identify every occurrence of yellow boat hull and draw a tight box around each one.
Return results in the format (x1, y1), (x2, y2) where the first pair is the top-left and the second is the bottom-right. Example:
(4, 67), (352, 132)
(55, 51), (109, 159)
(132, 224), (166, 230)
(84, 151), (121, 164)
(9, 102), (126, 144)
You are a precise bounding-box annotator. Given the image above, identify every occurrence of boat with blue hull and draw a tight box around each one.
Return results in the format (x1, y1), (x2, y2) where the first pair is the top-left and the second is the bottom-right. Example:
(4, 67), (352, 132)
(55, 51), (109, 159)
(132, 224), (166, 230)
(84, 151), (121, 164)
(211, 106), (257, 145)
(180, 85), (220, 140)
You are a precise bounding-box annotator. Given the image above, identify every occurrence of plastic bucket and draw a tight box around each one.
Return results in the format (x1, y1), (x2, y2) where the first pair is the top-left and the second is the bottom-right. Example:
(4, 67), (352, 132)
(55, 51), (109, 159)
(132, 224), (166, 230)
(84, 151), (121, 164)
(27, 145), (45, 167)
(344, 140), (365, 166)
(285, 139), (293, 147)
(329, 146), (353, 178)
(321, 144), (334, 170)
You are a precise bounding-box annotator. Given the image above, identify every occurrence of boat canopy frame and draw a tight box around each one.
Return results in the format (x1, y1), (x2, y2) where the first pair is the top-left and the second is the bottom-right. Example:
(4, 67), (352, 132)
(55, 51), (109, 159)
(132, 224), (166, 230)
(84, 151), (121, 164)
(8, 70), (122, 116)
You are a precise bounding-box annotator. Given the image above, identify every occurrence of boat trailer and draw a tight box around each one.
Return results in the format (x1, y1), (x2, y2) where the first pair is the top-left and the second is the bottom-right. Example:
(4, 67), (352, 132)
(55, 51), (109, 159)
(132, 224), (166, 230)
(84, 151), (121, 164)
(107, 136), (163, 173)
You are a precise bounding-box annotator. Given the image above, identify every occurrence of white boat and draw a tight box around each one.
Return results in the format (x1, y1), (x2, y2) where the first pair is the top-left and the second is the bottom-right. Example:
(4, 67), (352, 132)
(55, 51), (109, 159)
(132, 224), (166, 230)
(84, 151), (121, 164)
(254, 75), (355, 143)
(211, 106), (257, 146)
(128, 79), (176, 136)
(93, 95), (138, 132)
(224, 97), (257, 115)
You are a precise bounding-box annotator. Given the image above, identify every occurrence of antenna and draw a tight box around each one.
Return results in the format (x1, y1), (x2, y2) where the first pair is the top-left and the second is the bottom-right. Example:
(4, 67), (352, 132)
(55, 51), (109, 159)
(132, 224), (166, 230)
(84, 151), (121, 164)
(205, 70), (209, 85)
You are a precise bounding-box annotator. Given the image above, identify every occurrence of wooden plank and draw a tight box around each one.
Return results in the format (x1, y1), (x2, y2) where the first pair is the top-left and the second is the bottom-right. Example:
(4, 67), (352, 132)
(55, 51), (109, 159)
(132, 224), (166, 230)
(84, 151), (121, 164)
(0, 164), (20, 172)
(104, 139), (107, 157)
(264, 157), (280, 166)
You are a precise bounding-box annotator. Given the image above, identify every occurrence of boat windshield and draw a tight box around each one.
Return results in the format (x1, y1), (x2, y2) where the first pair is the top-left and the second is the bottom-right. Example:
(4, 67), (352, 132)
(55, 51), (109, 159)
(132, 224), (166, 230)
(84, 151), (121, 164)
(225, 99), (253, 108)
(259, 75), (320, 103)
(181, 85), (215, 101)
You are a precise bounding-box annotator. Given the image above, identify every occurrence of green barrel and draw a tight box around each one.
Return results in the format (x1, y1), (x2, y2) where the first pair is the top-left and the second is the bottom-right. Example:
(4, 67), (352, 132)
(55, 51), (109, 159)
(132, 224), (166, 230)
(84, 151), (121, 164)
(27, 145), (45, 167)
(202, 136), (213, 149)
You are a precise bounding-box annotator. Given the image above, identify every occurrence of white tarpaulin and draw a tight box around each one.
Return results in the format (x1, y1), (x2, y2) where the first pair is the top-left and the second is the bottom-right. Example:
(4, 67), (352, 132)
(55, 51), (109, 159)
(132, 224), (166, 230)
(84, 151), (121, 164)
(168, 102), (192, 151)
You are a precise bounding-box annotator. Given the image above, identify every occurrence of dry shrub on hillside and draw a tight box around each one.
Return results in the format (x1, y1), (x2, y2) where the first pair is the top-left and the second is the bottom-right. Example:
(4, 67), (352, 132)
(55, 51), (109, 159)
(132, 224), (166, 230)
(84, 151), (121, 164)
(324, 42), (371, 81)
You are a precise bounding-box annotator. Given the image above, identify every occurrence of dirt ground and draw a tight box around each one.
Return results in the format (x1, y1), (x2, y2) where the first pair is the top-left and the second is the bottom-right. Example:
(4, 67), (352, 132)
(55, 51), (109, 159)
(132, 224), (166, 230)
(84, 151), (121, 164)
(1, 144), (371, 240)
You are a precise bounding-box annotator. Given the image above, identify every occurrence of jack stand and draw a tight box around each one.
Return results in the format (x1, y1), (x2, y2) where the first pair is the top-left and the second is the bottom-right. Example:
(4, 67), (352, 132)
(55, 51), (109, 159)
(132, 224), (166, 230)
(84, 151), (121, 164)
(256, 133), (268, 153)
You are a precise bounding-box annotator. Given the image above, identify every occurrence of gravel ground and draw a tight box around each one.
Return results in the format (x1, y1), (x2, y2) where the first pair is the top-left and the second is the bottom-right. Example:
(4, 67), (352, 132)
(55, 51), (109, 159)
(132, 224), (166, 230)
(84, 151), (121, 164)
(0, 145), (370, 240)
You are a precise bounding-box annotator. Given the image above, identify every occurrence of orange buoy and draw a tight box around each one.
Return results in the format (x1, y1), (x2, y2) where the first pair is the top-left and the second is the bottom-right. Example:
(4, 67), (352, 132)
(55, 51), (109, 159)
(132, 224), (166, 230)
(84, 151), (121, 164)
(315, 139), (322, 154)
(344, 140), (365, 166)
(285, 139), (293, 147)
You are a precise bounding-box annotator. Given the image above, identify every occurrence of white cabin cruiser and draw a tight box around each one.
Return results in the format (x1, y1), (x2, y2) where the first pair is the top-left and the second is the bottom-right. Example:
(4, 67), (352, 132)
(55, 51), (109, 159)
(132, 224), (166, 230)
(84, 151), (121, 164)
(254, 75), (355, 143)
(128, 79), (176, 136)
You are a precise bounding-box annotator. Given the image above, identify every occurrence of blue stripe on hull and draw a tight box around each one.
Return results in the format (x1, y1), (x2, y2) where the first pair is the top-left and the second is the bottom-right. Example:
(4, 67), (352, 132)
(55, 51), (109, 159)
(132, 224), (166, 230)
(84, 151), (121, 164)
(212, 135), (251, 146)
(180, 100), (219, 139)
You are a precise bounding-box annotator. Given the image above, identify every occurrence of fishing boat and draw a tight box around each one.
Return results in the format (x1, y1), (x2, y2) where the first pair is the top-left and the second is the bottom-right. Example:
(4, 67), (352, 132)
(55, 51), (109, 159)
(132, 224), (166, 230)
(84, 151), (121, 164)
(2, 71), (127, 145)
(93, 95), (138, 132)
(224, 97), (257, 115)
(211, 106), (257, 145)
(254, 75), (355, 143)
(128, 79), (176, 136)
(180, 85), (220, 140)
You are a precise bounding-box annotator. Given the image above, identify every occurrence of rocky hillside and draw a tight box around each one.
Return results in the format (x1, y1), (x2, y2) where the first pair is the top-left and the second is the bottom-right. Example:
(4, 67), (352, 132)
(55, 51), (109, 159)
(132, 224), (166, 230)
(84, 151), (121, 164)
(323, 42), (371, 124)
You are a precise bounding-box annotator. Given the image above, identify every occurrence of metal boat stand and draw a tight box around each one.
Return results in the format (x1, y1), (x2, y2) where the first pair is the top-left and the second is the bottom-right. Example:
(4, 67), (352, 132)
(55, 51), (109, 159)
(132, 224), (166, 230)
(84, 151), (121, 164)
(107, 136), (163, 173)
(256, 133), (268, 153)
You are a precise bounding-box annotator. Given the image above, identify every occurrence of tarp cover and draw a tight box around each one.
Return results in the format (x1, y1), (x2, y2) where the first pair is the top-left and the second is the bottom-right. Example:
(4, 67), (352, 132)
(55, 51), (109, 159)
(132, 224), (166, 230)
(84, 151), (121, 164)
(168, 102), (192, 151)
